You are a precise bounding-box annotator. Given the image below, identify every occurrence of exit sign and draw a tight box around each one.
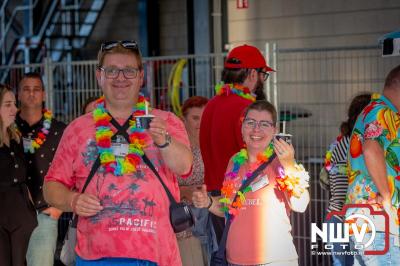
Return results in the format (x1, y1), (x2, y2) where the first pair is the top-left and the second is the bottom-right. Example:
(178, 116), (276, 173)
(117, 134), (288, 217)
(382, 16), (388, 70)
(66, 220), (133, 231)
(237, 0), (249, 9)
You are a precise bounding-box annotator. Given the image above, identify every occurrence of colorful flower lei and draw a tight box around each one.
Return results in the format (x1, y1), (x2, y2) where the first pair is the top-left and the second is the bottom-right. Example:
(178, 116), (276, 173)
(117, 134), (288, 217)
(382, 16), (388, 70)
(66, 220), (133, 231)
(215, 83), (256, 102)
(24, 109), (52, 153)
(324, 135), (342, 172)
(276, 164), (310, 198)
(220, 143), (274, 218)
(324, 134), (348, 175)
(93, 95), (148, 176)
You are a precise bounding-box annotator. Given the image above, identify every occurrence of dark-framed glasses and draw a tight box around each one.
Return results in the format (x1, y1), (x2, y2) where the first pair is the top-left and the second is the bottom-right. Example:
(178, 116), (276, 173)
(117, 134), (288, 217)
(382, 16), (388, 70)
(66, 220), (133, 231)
(258, 70), (270, 81)
(100, 40), (138, 51)
(98, 66), (140, 79)
(243, 118), (274, 130)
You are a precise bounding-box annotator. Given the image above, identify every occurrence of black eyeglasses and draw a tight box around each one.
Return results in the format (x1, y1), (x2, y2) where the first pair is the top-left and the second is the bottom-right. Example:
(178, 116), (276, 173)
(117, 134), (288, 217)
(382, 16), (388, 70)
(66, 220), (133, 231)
(98, 67), (140, 79)
(100, 40), (138, 52)
(243, 118), (274, 130)
(257, 70), (270, 81)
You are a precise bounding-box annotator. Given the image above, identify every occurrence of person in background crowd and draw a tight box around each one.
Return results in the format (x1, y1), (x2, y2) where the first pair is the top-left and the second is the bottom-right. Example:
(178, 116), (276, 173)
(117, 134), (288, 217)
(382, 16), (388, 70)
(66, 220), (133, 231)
(193, 100), (310, 266)
(43, 40), (192, 266)
(346, 65), (400, 265)
(322, 93), (371, 266)
(176, 96), (211, 266)
(15, 72), (67, 266)
(200, 44), (274, 241)
(81, 96), (99, 115)
(0, 84), (37, 266)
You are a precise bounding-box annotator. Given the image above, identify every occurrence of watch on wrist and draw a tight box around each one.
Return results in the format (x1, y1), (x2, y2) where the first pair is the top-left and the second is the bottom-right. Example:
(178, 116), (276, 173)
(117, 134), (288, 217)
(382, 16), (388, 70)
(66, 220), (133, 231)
(154, 133), (171, 149)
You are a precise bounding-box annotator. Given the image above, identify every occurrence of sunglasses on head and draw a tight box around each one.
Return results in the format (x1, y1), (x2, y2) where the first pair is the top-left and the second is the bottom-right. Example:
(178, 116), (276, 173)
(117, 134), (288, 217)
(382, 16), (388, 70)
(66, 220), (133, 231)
(100, 40), (138, 51)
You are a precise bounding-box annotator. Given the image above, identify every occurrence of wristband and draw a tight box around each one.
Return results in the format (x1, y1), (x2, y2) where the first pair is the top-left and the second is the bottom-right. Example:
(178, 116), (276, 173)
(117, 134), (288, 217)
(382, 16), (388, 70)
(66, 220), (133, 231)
(154, 133), (171, 149)
(206, 195), (213, 209)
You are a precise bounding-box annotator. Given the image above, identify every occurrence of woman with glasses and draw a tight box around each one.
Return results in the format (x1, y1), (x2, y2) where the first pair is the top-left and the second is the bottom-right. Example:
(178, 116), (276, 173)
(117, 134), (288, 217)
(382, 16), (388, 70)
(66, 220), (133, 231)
(193, 100), (310, 266)
(0, 84), (37, 266)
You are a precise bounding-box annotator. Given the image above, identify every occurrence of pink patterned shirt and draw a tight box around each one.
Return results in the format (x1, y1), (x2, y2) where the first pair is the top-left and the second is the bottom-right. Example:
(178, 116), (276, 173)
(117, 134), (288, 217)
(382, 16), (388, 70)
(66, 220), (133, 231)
(45, 109), (190, 266)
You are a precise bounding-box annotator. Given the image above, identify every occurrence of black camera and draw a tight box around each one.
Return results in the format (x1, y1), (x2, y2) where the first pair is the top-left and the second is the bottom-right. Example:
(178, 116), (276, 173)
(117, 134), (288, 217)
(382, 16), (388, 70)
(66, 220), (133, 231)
(169, 202), (195, 233)
(274, 133), (292, 144)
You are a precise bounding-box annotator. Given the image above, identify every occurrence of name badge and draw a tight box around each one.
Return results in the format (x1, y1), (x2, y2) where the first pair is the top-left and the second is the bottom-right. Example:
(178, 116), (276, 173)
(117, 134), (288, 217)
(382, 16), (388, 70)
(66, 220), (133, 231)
(250, 175), (269, 192)
(111, 142), (129, 157)
(22, 137), (33, 152)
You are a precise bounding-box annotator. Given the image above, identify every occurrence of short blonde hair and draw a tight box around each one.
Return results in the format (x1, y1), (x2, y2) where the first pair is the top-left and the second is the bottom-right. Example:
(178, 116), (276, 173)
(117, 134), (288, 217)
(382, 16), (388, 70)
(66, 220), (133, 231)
(97, 43), (143, 70)
(0, 84), (20, 147)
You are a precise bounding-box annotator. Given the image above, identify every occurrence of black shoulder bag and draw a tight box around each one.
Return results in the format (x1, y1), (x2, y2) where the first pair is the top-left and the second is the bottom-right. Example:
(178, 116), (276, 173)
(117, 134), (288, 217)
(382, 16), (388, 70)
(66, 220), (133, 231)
(142, 154), (195, 233)
(210, 153), (277, 266)
(109, 117), (195, 233)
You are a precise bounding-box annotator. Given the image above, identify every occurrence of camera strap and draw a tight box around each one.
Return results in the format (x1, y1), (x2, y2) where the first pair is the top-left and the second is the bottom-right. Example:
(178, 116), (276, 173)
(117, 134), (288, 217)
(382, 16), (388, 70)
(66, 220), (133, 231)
(141, 154), (178, 204)
(71, 116), (131, 227)
(232, 152), (276, 211)
(110, 116), (178, 205)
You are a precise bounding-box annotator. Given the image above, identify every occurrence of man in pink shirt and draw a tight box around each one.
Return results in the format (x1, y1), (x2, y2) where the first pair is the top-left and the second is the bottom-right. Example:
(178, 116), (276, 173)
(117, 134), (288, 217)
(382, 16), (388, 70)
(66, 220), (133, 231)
(43, 41), (192, 266)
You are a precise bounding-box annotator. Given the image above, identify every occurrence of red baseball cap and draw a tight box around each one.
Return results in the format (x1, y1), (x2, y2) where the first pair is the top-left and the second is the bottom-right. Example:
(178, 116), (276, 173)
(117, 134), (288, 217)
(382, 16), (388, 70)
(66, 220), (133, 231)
(224, 44), (275, 72)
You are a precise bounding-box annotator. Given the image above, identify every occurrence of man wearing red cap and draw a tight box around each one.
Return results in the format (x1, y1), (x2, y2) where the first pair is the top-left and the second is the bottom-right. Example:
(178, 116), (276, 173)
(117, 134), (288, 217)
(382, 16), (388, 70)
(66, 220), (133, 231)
(199, 44), (274, 241)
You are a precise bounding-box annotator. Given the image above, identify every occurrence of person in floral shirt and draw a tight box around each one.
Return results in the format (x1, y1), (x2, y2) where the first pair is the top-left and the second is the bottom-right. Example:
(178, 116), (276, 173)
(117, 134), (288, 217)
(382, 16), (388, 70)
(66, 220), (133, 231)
(346, 64), (400, 265)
